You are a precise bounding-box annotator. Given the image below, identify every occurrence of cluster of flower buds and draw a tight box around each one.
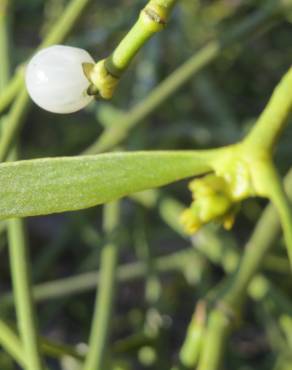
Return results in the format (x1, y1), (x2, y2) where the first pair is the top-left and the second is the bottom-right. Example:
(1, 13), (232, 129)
(181, 174), (239, 234)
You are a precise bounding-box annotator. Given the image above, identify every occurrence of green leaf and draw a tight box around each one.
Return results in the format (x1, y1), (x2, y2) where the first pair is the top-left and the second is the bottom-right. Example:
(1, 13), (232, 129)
(0, 151), (214, 220)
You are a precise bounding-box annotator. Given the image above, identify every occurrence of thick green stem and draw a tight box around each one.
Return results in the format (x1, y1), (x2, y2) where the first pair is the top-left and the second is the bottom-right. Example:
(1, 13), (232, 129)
(8, 215), (44, 370)
(105, 0), (177, 76)
(88, 0), (177, 98)
(83, 202), (120, 370)
(246, 66), (292, 152)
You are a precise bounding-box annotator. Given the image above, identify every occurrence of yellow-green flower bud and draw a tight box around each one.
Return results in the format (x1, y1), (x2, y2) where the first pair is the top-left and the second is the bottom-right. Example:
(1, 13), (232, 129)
(181, 174), (238, 235)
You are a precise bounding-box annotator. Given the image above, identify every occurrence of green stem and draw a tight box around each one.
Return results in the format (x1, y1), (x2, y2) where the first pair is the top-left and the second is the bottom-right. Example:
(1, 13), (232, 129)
(83, 201), (120, 370)
(41, 337), (83, 361)
(1, 248), (197, 306)
(246, 66), (292, 151)
(40, 0), (90, 48)
(179, 225), (292, 369)
(105, 0), (177, 76)
(0, 67), (23, 115)
(1, 5), (65, 367)
(88, 0), (177, 98)
(84, 2), (288, 154)
(197, 310), (230, 370)
(264, 166), (292, 271)
(8, 215), (44, 370)
(0, 90), (29, 161)
(0, 7), (30, 367)
(223, 200), (283, 309)
(179, 301), (206, 368)
(190, 226), (292, 328)
(134, 216), (162, 306)
(0, 0), (10, 93)
(0, 320), (25, 367)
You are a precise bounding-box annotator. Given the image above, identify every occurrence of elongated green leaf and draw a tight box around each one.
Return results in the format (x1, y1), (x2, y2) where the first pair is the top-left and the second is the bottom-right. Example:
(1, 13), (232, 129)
(0, 151), (215, 220)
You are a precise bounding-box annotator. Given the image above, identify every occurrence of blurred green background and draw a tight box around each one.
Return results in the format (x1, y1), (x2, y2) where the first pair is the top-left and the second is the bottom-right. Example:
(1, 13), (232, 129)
(2, 0), (292, 369)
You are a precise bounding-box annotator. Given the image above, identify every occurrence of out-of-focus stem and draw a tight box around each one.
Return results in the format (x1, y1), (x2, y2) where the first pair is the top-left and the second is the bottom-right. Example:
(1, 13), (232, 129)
(83, 202), (120, 370)
(8, 214), (44, 370)
(0, 320), (25, 367)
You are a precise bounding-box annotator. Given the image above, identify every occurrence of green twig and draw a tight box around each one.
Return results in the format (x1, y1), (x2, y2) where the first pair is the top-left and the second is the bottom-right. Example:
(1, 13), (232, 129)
(105, 0), (177, 77)
(197, 309), (230, 370)
(179, 301), (206, 368)
(0, 320), (25, 367)
(83, 201), (120, 370)
(0, 90), (29, 161)
(0, 67), (23, 114)
(222, 203), (284, 309)
(40, 0), (90, 49)
(0, 0), (10, 95)
(264, 165), (292, 271)
(8, 216), (44, 370)
(87, 0), (177, 98)
(40, 337), (83, 362)
(246, 66), (292, 152)
(0, 5), (42, 370)
(1, 248), (197, 306)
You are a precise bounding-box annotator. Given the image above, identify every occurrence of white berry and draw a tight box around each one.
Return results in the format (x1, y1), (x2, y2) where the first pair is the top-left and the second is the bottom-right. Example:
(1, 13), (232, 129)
(25, 45), (95, 114)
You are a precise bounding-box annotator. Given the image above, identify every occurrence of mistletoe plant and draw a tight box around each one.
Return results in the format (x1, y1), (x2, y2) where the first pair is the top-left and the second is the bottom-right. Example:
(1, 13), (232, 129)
(1, 0), (292, 370)
(3, 1), (292, 262)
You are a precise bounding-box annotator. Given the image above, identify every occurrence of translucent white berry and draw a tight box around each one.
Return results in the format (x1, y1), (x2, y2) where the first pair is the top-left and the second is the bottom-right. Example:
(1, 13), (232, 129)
(25, 45), (95, 114)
